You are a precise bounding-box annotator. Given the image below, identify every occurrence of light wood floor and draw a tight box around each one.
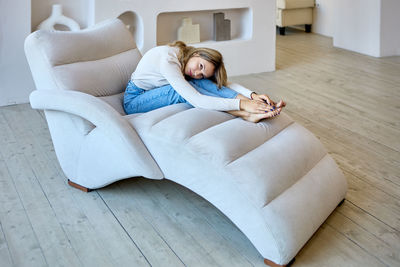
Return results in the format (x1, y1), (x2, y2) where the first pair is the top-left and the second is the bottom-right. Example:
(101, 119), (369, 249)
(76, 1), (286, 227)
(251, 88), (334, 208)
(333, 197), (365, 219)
(1, 28), (399, 267)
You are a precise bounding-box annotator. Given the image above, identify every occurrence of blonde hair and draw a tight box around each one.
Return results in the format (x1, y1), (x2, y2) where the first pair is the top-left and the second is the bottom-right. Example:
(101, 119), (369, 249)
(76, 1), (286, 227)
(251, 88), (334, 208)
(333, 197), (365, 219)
(169, 41), (228, 88)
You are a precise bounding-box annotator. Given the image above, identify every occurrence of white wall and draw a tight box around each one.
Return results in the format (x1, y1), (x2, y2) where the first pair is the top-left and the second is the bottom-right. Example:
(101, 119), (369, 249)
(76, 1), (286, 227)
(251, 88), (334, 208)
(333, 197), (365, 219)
(0, 0), (35, 106)
(313, 0), (400, 57)
(312, 0), (335, 37)
(380, 0), (400, 57)
(333, 0), (381, 57)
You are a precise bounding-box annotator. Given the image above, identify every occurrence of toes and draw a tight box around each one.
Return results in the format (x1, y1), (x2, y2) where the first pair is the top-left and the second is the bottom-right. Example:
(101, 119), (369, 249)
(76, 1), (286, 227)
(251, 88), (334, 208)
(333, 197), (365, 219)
(257, 107), (282, 122)
(276, 100), (285, 108)
(272, 108), (282, 117)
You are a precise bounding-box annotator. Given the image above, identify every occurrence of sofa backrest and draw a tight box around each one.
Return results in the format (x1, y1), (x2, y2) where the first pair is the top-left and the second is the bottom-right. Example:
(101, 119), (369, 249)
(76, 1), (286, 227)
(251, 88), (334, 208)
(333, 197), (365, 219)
(25, 18), (141, 97)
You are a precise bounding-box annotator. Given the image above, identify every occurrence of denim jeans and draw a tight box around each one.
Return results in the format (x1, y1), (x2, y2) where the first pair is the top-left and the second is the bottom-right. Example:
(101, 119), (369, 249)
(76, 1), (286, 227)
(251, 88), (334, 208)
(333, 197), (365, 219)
(123, 79), (238, 114)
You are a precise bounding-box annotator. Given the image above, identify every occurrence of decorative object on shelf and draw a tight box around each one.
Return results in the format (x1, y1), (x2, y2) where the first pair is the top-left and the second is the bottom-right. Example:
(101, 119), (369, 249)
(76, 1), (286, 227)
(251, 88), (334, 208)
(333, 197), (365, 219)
(37, 4), (80, 31)
(213, 12), (231, 41)
(177, 17), (200, 44)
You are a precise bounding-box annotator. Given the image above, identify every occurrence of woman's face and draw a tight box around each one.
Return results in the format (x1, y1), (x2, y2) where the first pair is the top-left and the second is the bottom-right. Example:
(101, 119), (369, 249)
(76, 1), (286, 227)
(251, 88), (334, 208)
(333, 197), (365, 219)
(184, 56), (215, 79)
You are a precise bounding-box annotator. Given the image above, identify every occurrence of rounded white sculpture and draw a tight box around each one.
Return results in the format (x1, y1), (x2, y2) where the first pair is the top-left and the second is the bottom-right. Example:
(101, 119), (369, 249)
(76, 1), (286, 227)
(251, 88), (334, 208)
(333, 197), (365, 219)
(37, 4), (80, 31)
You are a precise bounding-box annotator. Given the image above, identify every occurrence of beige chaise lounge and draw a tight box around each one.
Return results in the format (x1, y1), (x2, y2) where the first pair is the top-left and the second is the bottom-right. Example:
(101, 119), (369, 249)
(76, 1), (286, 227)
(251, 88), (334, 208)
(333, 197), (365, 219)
(276, 0), (315, 35)
(25, 18), (347, 266)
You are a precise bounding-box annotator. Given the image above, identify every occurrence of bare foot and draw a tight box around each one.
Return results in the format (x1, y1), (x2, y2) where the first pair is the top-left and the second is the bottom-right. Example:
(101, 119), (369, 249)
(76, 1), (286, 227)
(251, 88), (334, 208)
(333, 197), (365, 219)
(264, 100), (286, 110)
(243, 107), (282, 122)
(276, 100), (286, 108)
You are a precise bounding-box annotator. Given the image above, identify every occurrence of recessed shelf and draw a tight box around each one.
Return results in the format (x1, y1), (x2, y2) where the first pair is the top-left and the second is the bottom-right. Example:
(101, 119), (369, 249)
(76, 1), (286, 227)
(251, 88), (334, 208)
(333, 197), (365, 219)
(90, 0), (275, 75)
(156, 8), (252, 46)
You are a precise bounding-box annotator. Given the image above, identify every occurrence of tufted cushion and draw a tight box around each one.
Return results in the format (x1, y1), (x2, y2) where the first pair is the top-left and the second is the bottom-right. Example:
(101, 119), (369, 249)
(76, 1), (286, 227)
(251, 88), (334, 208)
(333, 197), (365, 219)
(53, 49), (141, 96)
(37, 19), (137, 66)
(25, 19), (140, 97)
(227, 122), (326, 207)
(128, 104), (326, 208)
(151, 108), (235, 141)
(186, 114), (293, 164)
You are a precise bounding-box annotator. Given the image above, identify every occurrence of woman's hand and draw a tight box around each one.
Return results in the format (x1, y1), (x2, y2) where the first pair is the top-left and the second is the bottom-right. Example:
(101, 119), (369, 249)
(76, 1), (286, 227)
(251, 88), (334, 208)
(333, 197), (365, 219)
(251, 93), (286, 108)
(251, 93), (275, 106)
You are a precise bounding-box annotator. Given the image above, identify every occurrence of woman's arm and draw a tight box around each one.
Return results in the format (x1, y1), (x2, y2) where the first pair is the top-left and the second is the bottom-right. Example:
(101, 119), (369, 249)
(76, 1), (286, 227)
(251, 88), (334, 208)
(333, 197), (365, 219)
(227, 82), (280, 107)
(228, 82), (275, 104)
(159, 51), (273, 113)
(227, 82), (254, 99)
(160, 59), (242, 111)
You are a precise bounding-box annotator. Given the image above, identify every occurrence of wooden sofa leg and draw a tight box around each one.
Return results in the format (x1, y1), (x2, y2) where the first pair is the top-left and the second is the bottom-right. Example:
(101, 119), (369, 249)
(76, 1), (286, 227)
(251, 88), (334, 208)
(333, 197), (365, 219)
(264, 258), (295, 267)
(305, 24), (312, 33)
(279, 26), (286, 35)
(68, 179), (92, 192)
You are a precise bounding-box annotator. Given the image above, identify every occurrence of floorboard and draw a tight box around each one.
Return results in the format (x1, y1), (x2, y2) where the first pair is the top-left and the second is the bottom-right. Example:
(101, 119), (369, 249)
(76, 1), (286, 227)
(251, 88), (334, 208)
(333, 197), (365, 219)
(98, 183), (185, 267)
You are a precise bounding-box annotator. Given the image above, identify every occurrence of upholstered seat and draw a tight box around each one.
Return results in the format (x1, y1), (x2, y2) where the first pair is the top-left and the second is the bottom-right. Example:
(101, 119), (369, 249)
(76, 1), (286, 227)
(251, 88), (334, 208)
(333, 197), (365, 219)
(25, 18), (347, 266)
(276, 0), (315, 35)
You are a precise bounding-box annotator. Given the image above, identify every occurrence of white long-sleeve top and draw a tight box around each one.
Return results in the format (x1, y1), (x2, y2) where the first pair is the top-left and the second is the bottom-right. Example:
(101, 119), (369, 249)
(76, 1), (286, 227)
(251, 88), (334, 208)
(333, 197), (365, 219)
(131, 45), (254, 111)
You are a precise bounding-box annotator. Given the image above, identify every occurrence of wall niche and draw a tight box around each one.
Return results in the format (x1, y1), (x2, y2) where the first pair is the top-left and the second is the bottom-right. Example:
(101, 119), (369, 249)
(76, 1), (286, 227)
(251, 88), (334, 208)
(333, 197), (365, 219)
(156, 8), (252, 45)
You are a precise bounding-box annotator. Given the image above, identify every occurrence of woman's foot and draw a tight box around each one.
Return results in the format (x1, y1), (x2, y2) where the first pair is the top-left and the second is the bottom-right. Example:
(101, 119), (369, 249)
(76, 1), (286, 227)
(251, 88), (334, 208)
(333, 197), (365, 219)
(242, 107), (282, 123)
(276, 100), (286, 108)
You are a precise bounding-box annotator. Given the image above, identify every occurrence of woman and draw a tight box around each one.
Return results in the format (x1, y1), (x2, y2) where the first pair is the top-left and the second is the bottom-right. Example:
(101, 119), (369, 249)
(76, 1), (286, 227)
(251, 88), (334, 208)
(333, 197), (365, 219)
(124, 41), (285, 122)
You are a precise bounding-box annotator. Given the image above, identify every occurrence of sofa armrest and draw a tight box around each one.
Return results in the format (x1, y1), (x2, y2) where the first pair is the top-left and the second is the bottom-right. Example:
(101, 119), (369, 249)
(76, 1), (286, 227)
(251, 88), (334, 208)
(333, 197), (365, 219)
(30, 89), (163, 179)
(30, 90), (125, 131)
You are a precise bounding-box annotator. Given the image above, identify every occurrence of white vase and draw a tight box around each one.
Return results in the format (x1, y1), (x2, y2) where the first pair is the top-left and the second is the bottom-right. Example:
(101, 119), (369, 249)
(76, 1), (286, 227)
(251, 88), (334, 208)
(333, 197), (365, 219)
(37, 4), (80, 31)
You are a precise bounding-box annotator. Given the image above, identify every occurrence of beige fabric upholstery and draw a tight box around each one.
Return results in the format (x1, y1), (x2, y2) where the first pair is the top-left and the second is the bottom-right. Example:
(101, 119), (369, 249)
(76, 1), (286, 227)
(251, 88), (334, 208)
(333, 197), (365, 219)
(277, 8), (313, 27)
(276, 0), (314, 28)
(25, 18), (347, 266)
(277, 0), (315, 9)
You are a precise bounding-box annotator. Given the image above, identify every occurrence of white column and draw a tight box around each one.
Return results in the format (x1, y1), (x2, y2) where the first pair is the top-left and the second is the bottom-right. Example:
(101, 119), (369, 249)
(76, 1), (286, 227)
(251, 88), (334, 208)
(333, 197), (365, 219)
(380, 0), (400, 57)
(0, 0), (35, 106)
(333, 0), (381, 57)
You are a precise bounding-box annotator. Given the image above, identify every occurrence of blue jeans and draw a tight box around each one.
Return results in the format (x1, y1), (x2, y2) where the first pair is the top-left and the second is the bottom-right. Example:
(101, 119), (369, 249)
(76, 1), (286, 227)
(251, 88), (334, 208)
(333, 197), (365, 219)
(123, 79), (238, 114)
